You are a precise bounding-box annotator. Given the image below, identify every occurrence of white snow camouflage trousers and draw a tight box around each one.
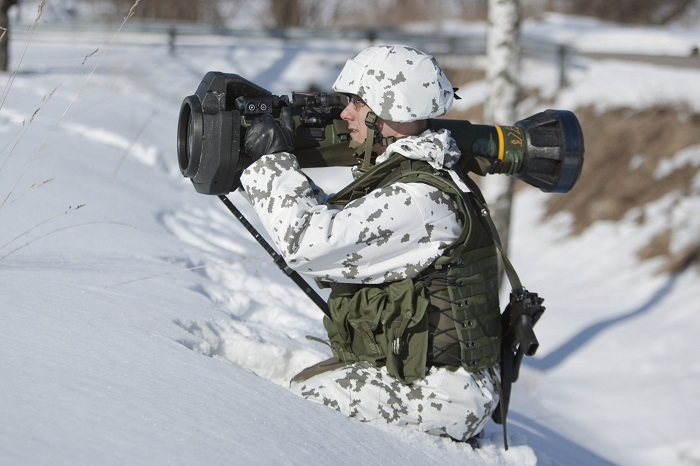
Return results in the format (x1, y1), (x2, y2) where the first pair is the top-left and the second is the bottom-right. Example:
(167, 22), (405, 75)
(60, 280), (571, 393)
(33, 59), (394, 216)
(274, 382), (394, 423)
(290, 361), (499, 441)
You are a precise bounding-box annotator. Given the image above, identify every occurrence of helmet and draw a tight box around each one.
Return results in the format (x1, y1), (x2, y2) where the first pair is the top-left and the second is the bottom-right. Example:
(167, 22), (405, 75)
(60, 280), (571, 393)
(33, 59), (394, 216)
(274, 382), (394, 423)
(332, 45), (454, 123)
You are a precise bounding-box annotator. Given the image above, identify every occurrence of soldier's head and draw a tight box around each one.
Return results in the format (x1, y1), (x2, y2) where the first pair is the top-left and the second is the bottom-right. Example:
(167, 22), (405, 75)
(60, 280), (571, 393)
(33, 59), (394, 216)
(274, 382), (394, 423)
(333, 45), (455, 144)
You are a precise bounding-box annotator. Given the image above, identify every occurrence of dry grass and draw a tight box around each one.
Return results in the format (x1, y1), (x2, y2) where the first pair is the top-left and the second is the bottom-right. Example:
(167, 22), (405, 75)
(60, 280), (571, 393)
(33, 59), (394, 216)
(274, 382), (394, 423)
(544, 106), (700, 273)
(545, 107), (699, 228)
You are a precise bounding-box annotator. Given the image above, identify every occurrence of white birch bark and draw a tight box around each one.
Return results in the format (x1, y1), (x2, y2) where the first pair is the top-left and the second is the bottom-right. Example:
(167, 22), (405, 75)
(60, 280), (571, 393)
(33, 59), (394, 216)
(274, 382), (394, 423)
(483, 0), (521, 265)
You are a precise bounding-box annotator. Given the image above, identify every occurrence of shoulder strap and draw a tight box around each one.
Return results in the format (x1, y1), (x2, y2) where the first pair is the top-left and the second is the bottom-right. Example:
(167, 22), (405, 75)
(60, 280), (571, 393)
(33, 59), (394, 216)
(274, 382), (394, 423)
(328, 153), (404, 205)
(457, 175), (523, 291)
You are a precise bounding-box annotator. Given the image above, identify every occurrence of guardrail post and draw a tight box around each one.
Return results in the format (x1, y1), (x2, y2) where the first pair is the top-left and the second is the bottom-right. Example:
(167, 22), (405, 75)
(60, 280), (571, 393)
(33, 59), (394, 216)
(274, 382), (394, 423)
(558, 44), (569, 89)
(168, 27), (176, 55)
(366, 29), (377, 45)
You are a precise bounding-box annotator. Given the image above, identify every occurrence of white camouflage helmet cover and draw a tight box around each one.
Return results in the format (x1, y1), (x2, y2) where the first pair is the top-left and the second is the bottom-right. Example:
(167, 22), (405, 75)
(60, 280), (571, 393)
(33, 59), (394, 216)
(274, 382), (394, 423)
(333, 45), (455, 123)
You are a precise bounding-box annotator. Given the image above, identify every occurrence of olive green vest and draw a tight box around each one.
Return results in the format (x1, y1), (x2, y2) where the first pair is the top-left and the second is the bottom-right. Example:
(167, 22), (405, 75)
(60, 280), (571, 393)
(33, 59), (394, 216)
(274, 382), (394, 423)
(318, 154), (502, 383)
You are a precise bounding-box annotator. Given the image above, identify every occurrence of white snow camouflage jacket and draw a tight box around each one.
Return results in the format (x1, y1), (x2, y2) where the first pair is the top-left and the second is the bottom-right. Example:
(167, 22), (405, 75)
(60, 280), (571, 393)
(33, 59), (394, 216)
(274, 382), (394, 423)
(239, 128), (468, 285)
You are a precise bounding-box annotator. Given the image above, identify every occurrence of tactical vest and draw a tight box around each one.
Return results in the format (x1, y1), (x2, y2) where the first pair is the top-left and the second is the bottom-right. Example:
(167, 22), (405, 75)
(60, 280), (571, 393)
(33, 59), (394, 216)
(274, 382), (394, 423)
(319, 153), (502, 383)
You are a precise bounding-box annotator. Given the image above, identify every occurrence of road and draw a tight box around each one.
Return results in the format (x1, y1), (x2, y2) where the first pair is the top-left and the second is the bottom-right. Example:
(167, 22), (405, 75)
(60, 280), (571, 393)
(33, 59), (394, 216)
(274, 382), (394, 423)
(578, 51), (700, 68)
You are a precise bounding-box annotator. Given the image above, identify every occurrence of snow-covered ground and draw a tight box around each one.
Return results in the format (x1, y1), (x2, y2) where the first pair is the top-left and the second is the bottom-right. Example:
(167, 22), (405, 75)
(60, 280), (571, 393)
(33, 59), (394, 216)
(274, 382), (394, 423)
(1, 9), (699, 466)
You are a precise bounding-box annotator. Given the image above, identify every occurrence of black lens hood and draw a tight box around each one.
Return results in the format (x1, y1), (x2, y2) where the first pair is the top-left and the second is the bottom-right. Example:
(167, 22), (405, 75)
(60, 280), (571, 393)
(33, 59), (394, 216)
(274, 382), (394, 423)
(177, 95), (203, 178)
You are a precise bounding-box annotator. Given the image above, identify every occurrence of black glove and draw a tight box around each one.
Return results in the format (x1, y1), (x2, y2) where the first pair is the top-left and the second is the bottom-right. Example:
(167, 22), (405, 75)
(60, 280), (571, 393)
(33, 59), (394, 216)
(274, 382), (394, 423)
(243, 107), (294, 163)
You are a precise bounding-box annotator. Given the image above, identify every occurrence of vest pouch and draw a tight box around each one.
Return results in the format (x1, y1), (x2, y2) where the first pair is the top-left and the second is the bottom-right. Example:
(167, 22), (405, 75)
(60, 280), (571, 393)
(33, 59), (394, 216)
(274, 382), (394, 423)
(325, 278), (430, 383)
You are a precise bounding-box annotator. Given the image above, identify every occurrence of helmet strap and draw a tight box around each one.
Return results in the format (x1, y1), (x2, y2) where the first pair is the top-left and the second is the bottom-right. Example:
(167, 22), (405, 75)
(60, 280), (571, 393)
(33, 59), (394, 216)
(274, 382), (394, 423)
(354, 112), (401, 172)
(361, 112), (378, 171)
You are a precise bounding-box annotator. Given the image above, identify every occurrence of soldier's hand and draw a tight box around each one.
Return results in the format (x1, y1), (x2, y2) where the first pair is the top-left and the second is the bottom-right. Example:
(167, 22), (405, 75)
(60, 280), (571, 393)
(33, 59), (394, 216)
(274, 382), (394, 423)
(244, 107), (294, 163)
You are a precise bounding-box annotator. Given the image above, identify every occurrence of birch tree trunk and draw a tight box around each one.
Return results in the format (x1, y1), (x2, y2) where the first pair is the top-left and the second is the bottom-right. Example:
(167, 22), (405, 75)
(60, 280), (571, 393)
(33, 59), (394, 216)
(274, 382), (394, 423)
(483, 0), (521, 267)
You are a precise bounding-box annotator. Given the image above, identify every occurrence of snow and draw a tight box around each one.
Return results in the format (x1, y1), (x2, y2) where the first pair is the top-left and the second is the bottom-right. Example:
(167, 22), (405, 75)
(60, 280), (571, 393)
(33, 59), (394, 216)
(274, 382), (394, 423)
(2, 10), (700, 466)
(523, 13), (700, 57)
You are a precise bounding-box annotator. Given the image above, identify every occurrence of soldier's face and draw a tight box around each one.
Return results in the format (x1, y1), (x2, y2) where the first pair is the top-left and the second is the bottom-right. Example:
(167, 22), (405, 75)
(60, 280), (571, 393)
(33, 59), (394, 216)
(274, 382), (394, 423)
(340, 97), (372, 143)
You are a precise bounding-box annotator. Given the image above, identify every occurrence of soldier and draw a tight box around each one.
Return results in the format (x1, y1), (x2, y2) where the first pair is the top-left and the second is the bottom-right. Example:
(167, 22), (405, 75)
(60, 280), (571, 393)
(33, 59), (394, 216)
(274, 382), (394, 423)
(239, 45), (502, 442)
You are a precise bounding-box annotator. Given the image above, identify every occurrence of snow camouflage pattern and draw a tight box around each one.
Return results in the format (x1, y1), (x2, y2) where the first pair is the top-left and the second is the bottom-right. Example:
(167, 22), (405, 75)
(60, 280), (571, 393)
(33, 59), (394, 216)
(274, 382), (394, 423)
(332, 45), (455, 123)
(240, 128), (464, 284)
(239, 127), (496, 440)
(375, 126), (461, 171)
(290, 362), (498, 441)
(241, 125), (498, 440)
